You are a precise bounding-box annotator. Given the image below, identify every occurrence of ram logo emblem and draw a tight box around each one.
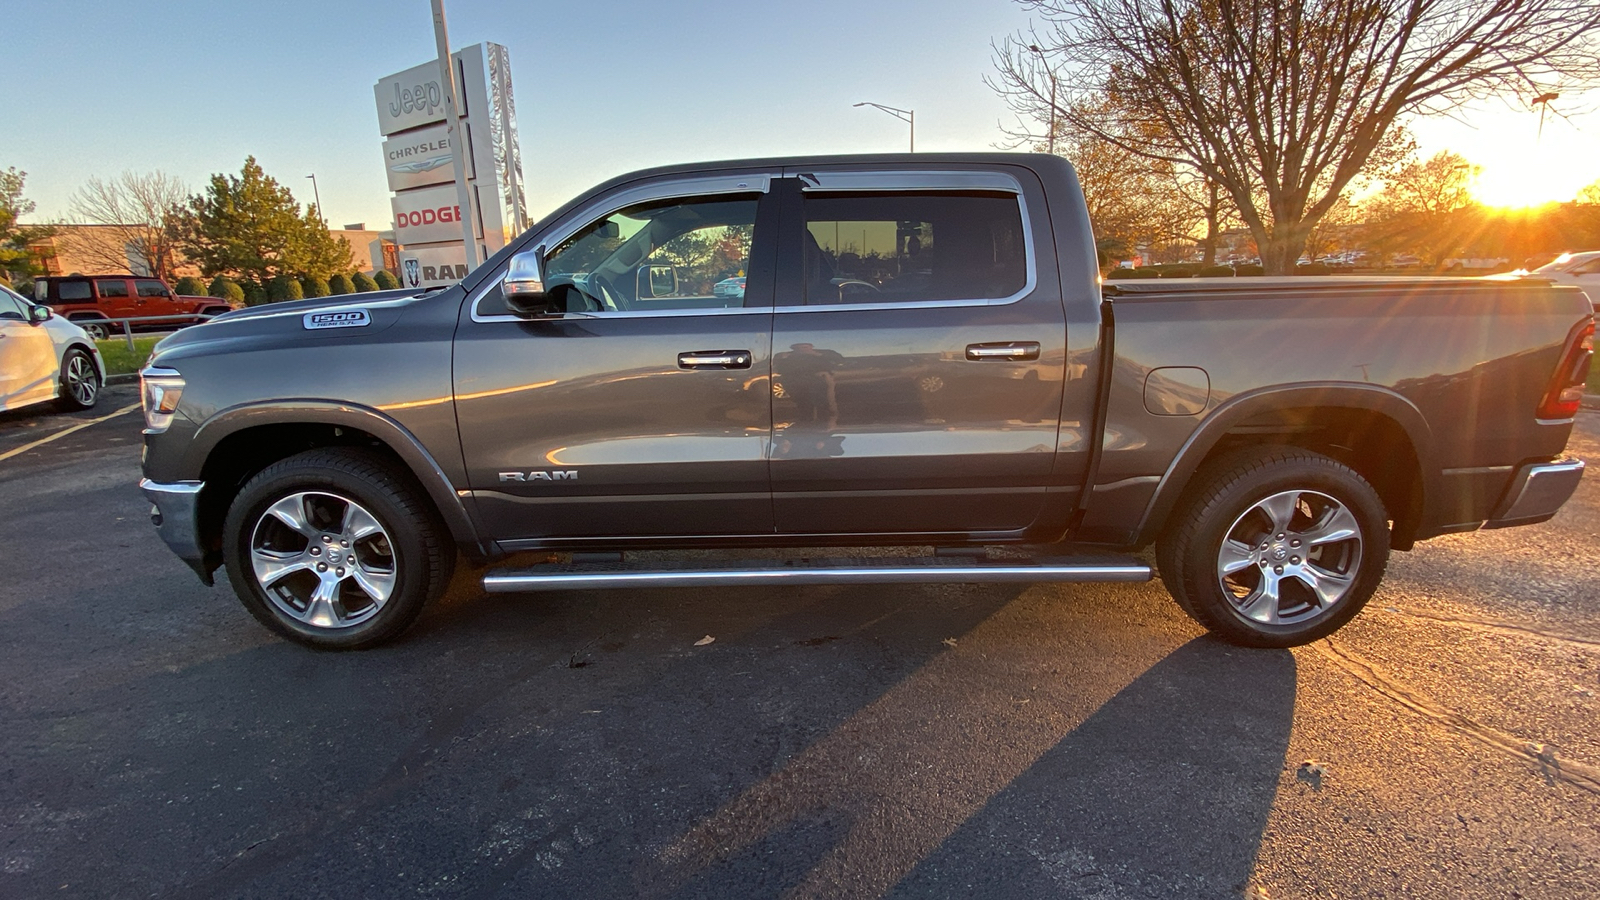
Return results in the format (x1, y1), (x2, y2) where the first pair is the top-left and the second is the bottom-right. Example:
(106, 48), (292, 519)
(499, 470), (579, 482)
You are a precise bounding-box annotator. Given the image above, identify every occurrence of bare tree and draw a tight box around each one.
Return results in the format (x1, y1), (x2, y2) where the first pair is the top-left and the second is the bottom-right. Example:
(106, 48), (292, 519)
(63, 171), (188, 280)
(1361, 150), (1482, 267)
(992, 0), (1600, 274)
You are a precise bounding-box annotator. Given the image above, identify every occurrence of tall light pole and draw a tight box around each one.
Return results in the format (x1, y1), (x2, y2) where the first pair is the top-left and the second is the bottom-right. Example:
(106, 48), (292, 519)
(304, 174), (324, 224)
(431, 0), (479, 267)
(853, 102), (914, 152)
(1532, 91), (1559, 141)
(1028, 44), (1058, 155)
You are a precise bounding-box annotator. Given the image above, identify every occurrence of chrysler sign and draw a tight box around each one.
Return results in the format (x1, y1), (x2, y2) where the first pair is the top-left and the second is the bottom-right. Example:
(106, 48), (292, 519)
(381, 122), (470, 191)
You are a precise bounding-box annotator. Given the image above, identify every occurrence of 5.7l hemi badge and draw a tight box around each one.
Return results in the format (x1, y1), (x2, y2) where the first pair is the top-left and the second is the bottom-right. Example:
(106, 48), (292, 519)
(303, 309), (371, 330)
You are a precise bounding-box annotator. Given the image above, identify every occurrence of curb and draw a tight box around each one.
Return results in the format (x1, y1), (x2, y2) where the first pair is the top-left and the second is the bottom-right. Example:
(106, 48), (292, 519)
(1585, 393), (1600, 411)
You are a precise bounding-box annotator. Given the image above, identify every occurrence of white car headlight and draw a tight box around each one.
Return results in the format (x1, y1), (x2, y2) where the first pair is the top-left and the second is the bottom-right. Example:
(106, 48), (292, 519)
(140, 367), (186, 434)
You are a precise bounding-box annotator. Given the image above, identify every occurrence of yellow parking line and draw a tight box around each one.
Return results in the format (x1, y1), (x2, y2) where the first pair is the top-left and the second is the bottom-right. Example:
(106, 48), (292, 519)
(0, 402), (142, 464)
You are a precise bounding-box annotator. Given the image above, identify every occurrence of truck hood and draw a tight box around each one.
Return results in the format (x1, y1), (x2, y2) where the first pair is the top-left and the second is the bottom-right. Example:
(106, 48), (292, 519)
(148, 290), (431, 365)
(204, 289), (425, 325)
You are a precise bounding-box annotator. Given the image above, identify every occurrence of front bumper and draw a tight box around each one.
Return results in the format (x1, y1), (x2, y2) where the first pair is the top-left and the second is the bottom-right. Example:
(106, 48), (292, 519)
(139, 478), (214, 585)
(1484, 458), (1586, 529)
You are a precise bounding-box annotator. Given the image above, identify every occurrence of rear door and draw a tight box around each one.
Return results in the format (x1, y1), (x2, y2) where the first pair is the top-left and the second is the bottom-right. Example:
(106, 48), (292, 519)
(96, 278), (135, 319)
(768, 168), (1067, 536)
(454, 172), (780, 546)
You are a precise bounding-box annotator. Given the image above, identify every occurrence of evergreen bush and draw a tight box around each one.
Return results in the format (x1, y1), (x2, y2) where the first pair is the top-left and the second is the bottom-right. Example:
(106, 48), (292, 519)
(374, 270), (400, 290)
(208, 276), (245, 303)
(328, 273), (355, 295)
(352, 271), (380, 292)
(267, 274), (304, 302)
(301, 275), (330, 298)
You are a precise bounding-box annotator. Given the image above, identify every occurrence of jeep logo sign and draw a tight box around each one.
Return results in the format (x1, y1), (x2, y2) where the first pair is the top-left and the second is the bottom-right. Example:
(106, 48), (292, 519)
(303, 309), (372, 331)
(374, 58), (458, 136)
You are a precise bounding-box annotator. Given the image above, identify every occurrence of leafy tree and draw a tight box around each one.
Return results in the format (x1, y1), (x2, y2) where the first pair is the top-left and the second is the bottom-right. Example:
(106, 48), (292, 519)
(328, 273), (354, 295)
(174, 276), (208, 295)
(173, 157), (352, 286)
(374, 270), (400, 290)
(993, 0), (1600, 273)
(353, 271), (380, 292)
(301, 275), (330, 298)
(0, 168), (55, 285)
(267, 274), (303, 302)
(63, 170), (188, 280)
(208, 275), (245, 303)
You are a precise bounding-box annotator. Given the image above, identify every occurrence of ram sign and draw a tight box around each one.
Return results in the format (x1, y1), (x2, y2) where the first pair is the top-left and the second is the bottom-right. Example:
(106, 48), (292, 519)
(374, 42), (526, 286)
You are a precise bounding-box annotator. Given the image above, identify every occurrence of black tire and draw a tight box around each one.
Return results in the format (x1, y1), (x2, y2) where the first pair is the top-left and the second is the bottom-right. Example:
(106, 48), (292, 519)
(56, 347), (101, 410)
(76, 319), (109, 340)
(222, 448), (454, 650)
(1157, 446), (1390, 648)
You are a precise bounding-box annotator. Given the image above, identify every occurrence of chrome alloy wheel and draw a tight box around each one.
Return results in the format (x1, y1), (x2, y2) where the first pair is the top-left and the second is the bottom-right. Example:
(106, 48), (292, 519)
(65, 353), (98, 406)
(1215, 489), (1362, 626)
(249, 491), (397, 630)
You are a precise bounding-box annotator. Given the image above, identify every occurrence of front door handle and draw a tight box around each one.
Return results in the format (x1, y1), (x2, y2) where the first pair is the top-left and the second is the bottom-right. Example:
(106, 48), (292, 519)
(678, 350), (752, 369)
(966, 341), (1040, 361)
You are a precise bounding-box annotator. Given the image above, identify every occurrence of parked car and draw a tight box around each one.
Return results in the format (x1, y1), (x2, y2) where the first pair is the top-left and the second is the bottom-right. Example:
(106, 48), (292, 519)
(712, 276), (746, 300)
(0, 284), (106, 412)
(1529, 251), (1600, 307)
(138, 153), (1592, 651)
(34, 275), (233, 339)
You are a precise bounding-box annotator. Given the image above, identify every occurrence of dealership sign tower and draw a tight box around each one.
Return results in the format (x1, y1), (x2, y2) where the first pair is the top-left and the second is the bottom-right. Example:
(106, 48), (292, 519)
(375, 42), (527, 288)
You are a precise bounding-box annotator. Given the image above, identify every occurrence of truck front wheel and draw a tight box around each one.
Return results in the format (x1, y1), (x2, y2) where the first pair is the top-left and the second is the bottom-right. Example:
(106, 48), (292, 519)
(221, 448), (454, 649)
(1157, 447), (1390, 647)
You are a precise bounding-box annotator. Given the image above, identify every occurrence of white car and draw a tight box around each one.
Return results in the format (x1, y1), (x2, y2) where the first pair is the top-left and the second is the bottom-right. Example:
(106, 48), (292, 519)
(1530, 251), (1600, 306)
(0, 283), (106, 412)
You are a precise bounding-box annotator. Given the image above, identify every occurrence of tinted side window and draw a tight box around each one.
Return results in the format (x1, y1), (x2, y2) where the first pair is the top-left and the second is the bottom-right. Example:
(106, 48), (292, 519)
(54, 280), (94, 301)
(135, 280), (169, 297)
(98, 280), (130, 298)
(800, 191), (1027, 305)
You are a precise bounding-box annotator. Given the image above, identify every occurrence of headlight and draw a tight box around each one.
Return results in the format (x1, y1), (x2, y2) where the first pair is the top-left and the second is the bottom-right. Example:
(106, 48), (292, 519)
(140, 367), (185, 434)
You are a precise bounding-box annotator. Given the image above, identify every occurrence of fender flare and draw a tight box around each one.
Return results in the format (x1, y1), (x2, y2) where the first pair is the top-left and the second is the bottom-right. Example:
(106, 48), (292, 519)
(185, 400), (486, 554)
(1130, 382), (1436, 546)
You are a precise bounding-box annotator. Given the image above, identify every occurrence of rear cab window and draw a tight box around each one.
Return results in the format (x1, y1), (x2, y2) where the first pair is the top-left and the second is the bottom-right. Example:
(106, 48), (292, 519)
(48, 280), (95, 302)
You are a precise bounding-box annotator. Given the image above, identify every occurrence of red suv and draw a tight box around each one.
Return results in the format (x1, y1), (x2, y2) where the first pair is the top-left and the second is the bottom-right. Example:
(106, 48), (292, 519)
(35, 275), (234, 339)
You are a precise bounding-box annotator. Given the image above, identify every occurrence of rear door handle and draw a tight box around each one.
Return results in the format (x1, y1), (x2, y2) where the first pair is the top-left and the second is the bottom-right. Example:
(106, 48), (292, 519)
(678, 350), (752, 369)
(966, 342), (1040, 361)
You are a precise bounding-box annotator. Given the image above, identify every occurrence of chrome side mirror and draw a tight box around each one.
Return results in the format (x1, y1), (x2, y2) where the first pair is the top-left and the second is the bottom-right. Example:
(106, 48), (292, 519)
(502, 249), (560, 318)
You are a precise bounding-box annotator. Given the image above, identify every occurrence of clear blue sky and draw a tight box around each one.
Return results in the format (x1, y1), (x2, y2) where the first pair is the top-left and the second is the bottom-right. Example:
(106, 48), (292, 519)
(5, 0), (1594, 230)
(4, 0), (1037, 228)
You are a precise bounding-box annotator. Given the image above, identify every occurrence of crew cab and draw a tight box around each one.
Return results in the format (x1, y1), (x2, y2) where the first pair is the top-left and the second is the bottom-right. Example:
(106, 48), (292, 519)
(138, 153), (1593, 650)
(36, 275), (232, 339)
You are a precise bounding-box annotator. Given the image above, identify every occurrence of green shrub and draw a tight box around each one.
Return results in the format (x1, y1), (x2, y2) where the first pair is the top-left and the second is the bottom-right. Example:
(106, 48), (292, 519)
(208, 276), (245, 303)
(1295, 263), (1332, 275)
(373, 270), (400, 290)
(301, 275), (330, 298)
(352, 271), (380, 292)
(329, 273), (355, 295)
(1150, 264), (1199, 278)
(1197, 265), (1235, 277)
(1235, 264), (1266, 276)
(241, 280), (267, 306)
(267, 274), (304, 302)
(173, 276), (207, 295)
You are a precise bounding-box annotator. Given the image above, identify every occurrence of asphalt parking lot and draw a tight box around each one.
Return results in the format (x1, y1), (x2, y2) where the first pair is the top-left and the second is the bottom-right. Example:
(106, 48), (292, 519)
(1, 388), (1597, 899)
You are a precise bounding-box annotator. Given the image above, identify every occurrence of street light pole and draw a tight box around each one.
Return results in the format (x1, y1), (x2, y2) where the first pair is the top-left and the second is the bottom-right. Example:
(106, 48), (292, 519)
(853, 102), (914, 152)
(431, 0), (479, 268)
(1028, 44), (1057, 155)
(305, 174), (324, 224)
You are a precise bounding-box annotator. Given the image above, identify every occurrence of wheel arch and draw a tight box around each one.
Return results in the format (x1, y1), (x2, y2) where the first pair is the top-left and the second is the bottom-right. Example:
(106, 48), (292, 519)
(1133, 383), (1435, 549)
(186, 402), (487, 561)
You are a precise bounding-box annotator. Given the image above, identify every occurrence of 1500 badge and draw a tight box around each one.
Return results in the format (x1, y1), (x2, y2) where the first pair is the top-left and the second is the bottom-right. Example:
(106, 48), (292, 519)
(303, 309), (371, 330)
(500, 470), (578, 482)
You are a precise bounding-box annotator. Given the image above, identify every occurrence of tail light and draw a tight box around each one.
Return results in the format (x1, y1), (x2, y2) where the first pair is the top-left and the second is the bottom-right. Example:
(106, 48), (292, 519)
(1537, 319), (1593, 420)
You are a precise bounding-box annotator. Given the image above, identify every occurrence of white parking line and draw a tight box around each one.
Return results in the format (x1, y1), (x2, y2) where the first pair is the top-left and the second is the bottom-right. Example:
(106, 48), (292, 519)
(0, 402), (141, 464)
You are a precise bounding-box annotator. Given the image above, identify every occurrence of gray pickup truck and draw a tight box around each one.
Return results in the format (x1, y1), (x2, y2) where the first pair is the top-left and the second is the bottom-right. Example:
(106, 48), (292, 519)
(138, 153), (1593, 650)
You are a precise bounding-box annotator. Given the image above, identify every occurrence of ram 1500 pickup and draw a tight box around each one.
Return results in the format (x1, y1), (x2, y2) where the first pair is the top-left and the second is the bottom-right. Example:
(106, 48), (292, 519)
(138, 153), (1594, 650)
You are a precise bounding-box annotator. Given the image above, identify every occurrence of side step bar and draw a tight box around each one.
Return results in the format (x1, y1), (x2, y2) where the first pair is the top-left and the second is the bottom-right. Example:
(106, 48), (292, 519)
(482, 555), (1152, 593)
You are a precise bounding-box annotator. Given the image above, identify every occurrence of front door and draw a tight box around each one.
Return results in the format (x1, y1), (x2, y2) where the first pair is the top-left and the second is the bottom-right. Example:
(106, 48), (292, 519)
(134, 279), (179, 318)
(455, 175), (779, 546)
(0, 291), (58, 410)
(768, 170), (1067, 537)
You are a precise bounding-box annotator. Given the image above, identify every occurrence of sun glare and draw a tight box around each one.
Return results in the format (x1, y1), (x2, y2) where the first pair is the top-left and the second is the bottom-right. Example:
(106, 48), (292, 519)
(1470, 165), (1577, 209)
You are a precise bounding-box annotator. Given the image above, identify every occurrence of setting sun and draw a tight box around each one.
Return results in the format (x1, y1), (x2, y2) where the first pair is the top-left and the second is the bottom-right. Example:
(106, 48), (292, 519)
(1470, 163), (1584, 208)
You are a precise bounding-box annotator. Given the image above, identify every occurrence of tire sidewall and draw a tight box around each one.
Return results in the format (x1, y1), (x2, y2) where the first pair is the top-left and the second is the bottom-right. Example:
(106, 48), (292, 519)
(223, 457), (432, 649)
(1176, 454), (1389, 647)
(58, 348), (100, 410)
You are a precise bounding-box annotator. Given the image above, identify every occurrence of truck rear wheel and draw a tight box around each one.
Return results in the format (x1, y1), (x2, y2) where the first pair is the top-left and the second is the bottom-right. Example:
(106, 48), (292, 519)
(1157, 447), (1390, 647)
(221, 448), (453, 649)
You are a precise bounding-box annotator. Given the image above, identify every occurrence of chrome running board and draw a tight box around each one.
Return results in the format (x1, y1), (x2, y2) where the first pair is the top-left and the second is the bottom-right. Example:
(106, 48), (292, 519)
(482, 555), (1152, 593)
